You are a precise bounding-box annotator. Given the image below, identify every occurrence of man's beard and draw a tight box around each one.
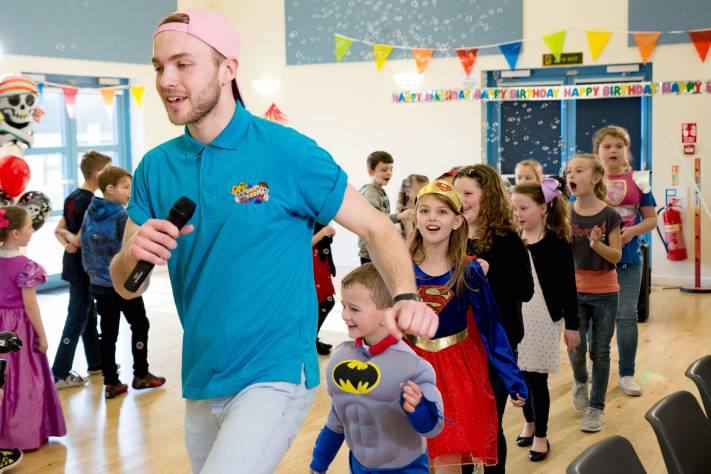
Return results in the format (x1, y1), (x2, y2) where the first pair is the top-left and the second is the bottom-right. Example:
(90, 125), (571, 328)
(167, 76), (222, 126)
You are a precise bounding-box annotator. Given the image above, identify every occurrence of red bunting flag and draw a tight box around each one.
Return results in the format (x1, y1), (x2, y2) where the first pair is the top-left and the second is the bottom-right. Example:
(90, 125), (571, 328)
(689, 30), (711, 62)
(456, 48), (478, 76)
(263, 103), (288, 124)
(412, 48), (434, 73)
(61, 86), (78, 119)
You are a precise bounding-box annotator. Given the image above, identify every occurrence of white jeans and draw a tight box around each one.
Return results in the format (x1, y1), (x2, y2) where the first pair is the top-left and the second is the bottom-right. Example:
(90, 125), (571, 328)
(184, 373), (316, 474)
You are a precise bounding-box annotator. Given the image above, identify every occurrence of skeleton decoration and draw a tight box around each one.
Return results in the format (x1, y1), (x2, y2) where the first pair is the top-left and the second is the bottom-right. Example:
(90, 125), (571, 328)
(0, 76), (40, 148)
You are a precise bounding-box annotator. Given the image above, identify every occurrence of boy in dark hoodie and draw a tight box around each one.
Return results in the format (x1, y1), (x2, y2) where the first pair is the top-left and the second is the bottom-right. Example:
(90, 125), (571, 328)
(79, 166), (165, 399)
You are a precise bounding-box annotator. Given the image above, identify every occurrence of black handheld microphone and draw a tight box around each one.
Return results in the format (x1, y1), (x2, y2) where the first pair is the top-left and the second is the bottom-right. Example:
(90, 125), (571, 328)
(123, 196), (196, 292)
(0, 332), (21, 354)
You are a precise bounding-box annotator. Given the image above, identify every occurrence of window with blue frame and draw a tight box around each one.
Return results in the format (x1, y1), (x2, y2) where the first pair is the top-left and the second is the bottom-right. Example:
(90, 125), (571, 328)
(21, 73), (132, 289)
(486, 64), (653, 177)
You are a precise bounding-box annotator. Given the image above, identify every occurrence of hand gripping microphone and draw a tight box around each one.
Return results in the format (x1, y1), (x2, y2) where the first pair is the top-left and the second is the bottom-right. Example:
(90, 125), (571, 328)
(123, 197), (196, 292)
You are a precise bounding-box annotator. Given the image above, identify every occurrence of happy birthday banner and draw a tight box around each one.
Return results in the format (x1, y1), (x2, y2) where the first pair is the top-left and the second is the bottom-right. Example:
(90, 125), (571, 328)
(393, 80), (711, 103)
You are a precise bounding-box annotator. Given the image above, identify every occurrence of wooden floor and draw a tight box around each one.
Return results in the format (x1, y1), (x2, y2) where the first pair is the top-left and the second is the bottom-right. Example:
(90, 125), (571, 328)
(20, 270), (711, 473)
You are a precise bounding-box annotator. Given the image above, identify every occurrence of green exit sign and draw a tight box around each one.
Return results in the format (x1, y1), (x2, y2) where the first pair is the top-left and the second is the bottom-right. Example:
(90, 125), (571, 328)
(543, 52), (584, 66)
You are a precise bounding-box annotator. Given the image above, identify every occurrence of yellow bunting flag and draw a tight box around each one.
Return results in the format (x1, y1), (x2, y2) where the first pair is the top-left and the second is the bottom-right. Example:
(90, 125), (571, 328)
(100, 88), (116, 116)
(543, 30), (567, 62)
(131, 85), (145, 108)
(334, 34), (353, 62)
(373, 44), (394, 71)
(633, 32), (661, 63)
(586, 31), (613, 61)
(412, 48), (434, 73)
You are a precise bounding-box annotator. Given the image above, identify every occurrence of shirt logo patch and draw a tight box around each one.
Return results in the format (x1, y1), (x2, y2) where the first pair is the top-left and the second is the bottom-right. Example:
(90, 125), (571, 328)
(332, 360), (381, 394)
(231, 182), (270, 204)
(606, 179), (627, 207)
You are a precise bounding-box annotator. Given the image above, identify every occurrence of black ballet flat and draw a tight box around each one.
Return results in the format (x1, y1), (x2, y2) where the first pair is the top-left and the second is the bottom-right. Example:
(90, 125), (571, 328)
(516, 435), (533, 447)
(529, 440), (550, 462)
(316, 340), (331, 355)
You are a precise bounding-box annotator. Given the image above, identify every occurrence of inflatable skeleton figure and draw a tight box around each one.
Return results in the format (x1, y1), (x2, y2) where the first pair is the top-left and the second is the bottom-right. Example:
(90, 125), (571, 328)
(0, 76), (40, 148)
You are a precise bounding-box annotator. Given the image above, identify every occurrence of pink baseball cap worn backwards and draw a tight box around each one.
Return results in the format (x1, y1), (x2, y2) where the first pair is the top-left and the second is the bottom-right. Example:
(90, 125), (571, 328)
(154, 7), (245, 107)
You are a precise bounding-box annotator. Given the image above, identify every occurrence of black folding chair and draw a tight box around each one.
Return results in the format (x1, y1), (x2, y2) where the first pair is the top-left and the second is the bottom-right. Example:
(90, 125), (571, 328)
(566, 435), (646, 473)
(645, 390), (711, 474)
(686, 355), (711, 421)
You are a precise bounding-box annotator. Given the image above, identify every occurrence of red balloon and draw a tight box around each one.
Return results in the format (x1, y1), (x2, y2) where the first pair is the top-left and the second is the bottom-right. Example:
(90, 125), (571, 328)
(0, 155), (31, 198)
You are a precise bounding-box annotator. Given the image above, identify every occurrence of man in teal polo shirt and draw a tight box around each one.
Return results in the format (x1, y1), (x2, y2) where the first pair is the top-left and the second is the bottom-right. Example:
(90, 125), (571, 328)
(110, 7), (438, 474)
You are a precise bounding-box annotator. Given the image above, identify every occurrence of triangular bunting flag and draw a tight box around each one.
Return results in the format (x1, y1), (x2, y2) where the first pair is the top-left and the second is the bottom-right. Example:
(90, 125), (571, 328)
(100, 88), (116, 117)
(61, 86), (78, 119)
(334, 34), (353, 62)
(633, 32), (661, 63)
(499, 41), (522, 70)
(456, 48), (478, 76)
(543, 30), (567, 62)
(586, 30), (613, 61)
(412, 48), (434, 73)
(689, 30), (711, 62)
(37, 82), (44, 101)
(263, 103), (288, 124)
(131, 85), (145, 108)
(373, 44), (394, 71)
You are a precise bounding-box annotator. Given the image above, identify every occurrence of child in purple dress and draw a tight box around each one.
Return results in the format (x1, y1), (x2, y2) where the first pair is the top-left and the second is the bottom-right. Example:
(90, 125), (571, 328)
(0, 206), (66, 449)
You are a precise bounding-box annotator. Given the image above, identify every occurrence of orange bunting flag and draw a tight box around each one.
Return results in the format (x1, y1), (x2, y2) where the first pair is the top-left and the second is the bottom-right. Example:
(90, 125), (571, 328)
(131, 85), (145, 108)
(689, 30), (711, 62)
(633, 32), (661, 63)
(100, 88), (116, 116)
(586, 30), (612, 61)
(456, 48), (478, 76)
(373, 44), (394, 71)
(412, 48), (434, 73)
(263, 103), (288, 124)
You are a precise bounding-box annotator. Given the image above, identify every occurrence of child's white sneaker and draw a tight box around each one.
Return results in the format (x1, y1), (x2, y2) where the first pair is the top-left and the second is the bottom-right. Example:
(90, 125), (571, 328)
(580, 407), (605, 432)
(619, 376), (642, 396)
(55, 371), (87, 390)
(572, 380), (589, 411)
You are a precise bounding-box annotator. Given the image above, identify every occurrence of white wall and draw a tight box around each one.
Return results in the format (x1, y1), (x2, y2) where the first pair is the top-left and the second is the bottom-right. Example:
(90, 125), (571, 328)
(215, 0), (711, 285)
(6, 0), (707, 285)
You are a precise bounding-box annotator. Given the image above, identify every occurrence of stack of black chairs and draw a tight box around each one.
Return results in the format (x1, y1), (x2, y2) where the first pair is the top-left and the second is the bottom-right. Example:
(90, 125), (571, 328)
(566, 355), (711, 474)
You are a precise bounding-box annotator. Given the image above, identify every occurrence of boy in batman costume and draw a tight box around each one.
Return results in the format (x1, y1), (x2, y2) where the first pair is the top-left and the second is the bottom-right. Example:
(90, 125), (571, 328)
(310, 264), (444, 473)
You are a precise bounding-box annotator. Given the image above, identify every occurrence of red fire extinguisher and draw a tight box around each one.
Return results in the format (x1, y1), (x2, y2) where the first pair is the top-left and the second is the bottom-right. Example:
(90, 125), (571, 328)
(657, 204), (688, 261)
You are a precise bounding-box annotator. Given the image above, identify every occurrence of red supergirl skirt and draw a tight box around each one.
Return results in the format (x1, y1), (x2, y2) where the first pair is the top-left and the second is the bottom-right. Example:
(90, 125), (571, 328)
(407, 328), (498, 468)
(313, 248), (335, 303)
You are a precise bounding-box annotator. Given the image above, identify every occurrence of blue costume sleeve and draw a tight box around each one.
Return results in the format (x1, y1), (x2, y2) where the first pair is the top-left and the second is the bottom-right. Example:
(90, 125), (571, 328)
(404, 396), (441, 435)
(402, 356), (444, 437)
(310, 426), (345, 472)
(466, 260), (528, 400)
(640, 190), (656, 207)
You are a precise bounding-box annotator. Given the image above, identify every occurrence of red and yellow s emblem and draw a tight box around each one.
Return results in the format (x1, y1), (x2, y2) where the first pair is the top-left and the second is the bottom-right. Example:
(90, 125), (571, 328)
(418, 285), (454, 314)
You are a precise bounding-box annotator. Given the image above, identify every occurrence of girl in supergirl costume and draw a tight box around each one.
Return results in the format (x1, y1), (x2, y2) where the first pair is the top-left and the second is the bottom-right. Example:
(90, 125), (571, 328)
(405, 180), (527, 471)
(312, 223), (337, 355)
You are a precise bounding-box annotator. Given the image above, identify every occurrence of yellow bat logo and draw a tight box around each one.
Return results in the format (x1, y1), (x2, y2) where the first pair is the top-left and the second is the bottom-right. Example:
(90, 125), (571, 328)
(332, 360), (381, 394)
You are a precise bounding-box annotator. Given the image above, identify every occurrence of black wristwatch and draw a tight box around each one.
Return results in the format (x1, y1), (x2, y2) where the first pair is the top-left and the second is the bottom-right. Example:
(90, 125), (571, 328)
(393, 293), (421, 303)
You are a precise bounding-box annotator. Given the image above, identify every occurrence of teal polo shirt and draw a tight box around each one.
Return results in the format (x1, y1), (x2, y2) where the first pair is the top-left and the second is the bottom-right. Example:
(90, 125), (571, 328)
(127, 103), (347, 399)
